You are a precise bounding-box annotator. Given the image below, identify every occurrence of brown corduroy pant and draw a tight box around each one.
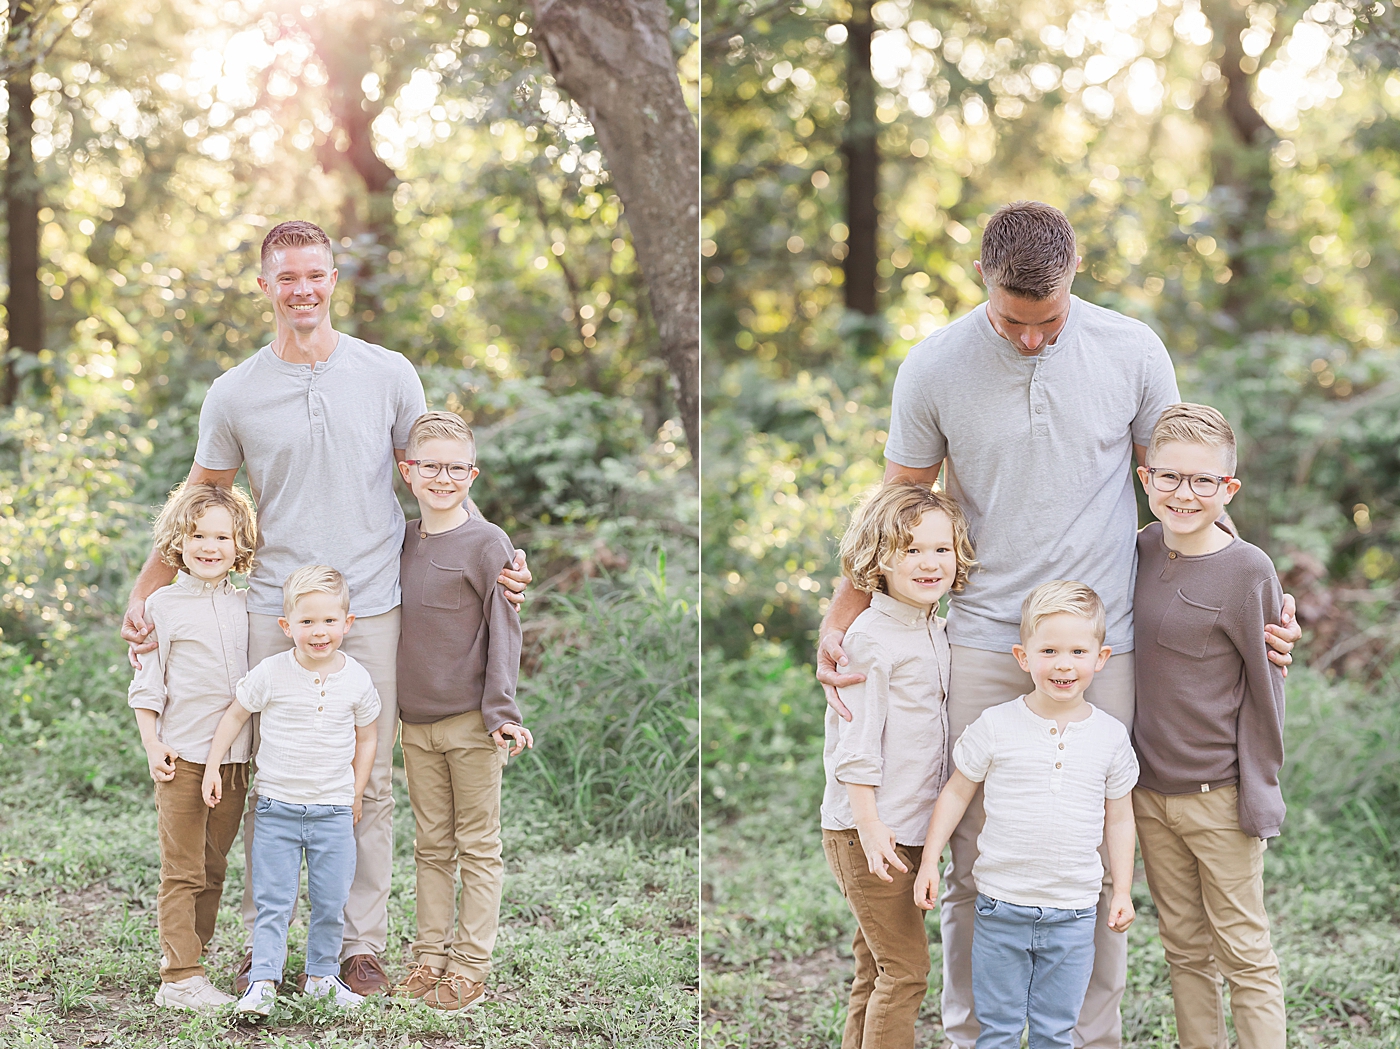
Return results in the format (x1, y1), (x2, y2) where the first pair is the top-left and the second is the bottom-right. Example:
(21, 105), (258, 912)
(823, 829), (930, 1049)
(155, 758), (248, 982)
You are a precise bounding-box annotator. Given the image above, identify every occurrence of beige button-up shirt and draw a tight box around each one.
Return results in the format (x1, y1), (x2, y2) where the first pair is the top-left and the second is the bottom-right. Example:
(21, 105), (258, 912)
(821, 591), (952, 845)
(127, 571), (252, 765)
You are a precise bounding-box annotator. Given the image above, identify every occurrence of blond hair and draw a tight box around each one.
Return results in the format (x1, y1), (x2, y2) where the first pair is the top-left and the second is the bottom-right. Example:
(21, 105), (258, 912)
(1019, 580), (1106, 647)
(152, 481), (257, 575)
(261, 219), (332, 271)
(406, 410), (476, 459)
(978, 201), (1077, 300)
(1148, 402), (1237, 473)
(840, 481), (977, 595)
(281, 564), (350, 618)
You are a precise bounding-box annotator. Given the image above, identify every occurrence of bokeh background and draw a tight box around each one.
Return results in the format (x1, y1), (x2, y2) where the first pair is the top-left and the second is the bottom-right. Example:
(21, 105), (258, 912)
(0, 2), (698, 1045)
(701, 0), (1400, 1044)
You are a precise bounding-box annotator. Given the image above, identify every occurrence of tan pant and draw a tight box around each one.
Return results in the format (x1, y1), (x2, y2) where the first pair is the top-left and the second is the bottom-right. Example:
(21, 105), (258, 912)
(823, 830), (929, 1049)
(241, 608), (400, 959)
(941, 644), (1135, 1049)
(401, 709), (507, 981)
(1134, 786), (1285, 1049)
(155, 758), (248, 982)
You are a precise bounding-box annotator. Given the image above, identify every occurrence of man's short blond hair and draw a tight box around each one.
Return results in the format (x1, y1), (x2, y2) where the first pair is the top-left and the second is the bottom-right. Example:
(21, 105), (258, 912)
(281, 564), (350, 618)
(979, 201), (1078, 300)
(152, 481), (258, 575)
(261, 219), (332, 271)
(1148, 402), (1237, 473)
(840, 481), (977, 596)
(406, 410), (476, 459)
(1019, 580), (1106, 647)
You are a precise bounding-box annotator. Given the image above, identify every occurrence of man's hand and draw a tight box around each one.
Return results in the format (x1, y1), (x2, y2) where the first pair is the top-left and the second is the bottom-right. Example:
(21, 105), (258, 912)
(817, 630), (865, 722)
(492, 723), (534, 757)
(353, 794), (363, 825)
(498, 549), (530, 610)
(144, 741), (179, 783)
(856, 819), (907, 882)
(1265, 592), (1301, 676)
(1107, 891), (1135, 933)
(122, 596), (159, 670)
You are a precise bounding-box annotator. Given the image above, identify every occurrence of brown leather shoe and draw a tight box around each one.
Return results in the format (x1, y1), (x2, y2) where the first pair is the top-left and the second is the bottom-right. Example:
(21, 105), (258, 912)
(423, 972), (485, 1011)
(393, 963), (443, 999)
(339, 953), (390, 996)
(234, 951), (253, 995)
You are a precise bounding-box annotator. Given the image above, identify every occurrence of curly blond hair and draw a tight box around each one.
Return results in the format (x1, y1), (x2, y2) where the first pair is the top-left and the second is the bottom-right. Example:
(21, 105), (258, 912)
(153, 481), (258, 575)
(839, 481), (977, 596)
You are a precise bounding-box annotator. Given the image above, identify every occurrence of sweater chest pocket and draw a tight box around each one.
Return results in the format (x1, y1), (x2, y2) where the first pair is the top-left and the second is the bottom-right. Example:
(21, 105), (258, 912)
(423, 562), (465, 610)
(1157, 589), (1220, 658)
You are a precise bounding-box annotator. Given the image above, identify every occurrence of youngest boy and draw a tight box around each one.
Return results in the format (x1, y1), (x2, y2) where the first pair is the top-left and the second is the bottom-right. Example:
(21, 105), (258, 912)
(391, 411), (530, 1011)
(914, 580), (1138, 1049)
(1132, 402), (1287, 1049)
(203, 565), (381, 1016)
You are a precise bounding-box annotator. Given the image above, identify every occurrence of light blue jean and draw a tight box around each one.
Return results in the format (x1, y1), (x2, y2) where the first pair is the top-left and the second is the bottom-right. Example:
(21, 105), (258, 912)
(971, 893), (1098, 1049)
(249, 796), (356, 983)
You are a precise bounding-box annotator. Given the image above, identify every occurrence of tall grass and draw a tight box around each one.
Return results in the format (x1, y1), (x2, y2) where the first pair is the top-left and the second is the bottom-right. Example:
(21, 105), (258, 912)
(516, 553), (699, 843)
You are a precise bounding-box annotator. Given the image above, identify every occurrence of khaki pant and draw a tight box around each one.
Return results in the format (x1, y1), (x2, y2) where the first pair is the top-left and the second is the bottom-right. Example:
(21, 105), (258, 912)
(240, 608), (400, 959)
(941, 644), (1135, 1049)
(823, 829), (929, 1049)
(155, 758), (248, 982)
(401, 709), (507, 981)
(1134, 786), (1285, 1049)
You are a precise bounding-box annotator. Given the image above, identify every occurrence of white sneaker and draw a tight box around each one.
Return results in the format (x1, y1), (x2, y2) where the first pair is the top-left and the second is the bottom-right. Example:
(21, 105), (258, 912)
(154, 974), (235, 1012)
(235, 979), (277, 1016)
(304, 973), (365, 1008)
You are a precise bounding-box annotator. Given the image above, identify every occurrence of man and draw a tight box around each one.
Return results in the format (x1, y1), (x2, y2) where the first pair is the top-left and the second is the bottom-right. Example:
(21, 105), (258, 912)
(817, 201), (1299, 1049)
(122, 220), (530, 996)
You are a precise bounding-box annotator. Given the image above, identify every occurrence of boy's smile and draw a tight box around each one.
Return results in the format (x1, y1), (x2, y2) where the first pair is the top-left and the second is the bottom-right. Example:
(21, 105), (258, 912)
(279, 590), (354, 672)
(883, 510), (957, 610)
(1013, 612), (1111, 722)
(1137, 440), (1241, 557)
(182, 505), (237, 583)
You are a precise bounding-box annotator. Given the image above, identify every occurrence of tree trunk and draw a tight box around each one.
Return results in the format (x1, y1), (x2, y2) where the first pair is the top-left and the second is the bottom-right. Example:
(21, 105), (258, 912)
(1200, 0), (1276, 327)
(843, 0), (878, 322)
(4, 0), (43, 406)
(298, 13), (400, 345)
(529, 0), (699, 459)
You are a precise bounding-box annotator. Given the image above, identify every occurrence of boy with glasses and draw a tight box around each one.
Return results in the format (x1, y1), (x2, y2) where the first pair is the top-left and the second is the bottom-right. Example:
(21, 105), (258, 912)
(391, 411), (532, 1011)
(1132, 402), (1287, 1049)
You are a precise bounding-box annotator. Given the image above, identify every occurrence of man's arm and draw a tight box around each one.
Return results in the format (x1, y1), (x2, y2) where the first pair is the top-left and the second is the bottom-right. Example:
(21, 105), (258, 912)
(817, 458), (943, 719)
(122, 463), (240, 657)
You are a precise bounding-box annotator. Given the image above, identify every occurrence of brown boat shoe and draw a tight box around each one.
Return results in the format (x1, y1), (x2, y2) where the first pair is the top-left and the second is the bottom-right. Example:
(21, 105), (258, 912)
(422, 972), (485, 1011)
(393, 963), (444, 1000)
(234, 951), (253, 995)
(339, 953), (391, 996)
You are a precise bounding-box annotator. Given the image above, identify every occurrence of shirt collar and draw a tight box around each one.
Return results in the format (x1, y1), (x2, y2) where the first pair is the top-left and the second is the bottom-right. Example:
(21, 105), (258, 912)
(173, 570), (233, 596)
(870, 590), (933, 627)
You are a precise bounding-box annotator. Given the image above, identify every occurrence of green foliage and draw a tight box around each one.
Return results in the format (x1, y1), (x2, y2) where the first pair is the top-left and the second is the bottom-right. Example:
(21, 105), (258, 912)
(518, 556), (699, 844)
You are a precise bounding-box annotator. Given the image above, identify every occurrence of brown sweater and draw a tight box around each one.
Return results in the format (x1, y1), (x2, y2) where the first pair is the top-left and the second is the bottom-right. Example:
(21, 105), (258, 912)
(1131, 522), (1287, 838)
(397, 515), (523, 732)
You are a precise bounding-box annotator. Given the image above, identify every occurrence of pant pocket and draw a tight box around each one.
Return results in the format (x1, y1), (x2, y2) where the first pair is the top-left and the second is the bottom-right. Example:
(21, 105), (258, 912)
(975, 894), (998, 917)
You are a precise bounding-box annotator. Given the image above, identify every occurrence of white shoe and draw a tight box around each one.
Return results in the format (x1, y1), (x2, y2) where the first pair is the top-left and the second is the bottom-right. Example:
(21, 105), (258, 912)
(154, 974), (235, 1012)
(235, 979), (277, 1016)
(304, 973), (365, 1008)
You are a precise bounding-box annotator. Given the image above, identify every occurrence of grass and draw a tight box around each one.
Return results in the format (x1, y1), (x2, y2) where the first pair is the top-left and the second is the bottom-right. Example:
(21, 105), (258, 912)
(0, 768), (697, 1048)
(701, 660), (1400, 1048)
(0, 565), (700, 1048)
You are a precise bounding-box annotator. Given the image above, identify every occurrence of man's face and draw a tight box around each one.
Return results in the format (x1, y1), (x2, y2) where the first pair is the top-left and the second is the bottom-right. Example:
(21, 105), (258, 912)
(975, 261), (1075, 356)
(257, 244), (337, 334)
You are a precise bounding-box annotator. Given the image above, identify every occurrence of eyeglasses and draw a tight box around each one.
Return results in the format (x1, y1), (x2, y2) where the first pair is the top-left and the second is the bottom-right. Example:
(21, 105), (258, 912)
(403, 459), (476, 481)
(1144, 468), (1233, 498)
